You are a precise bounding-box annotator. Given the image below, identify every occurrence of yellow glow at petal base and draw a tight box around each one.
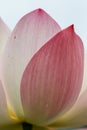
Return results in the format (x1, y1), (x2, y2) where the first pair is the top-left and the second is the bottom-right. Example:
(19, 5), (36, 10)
(7, 101), (21, 122)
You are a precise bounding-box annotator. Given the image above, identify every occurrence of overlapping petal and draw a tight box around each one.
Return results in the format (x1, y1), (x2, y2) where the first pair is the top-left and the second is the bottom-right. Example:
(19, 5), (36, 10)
(0, 18), (11, 54)
(0, 80), (21, 128)
(1, 9), (61, 119)
(0, 18), (20, 127)
(81, 51), (87, 94)
(49, 89), (87, 128)
(21, 25), (84, 126)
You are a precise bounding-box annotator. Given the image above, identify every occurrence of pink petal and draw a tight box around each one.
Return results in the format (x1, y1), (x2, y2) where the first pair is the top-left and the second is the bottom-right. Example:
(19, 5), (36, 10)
(0, 18), (11, 54)
(1, 9), (61, 119)
(49, 89), (87, 128)
(21, 25), (84, 126)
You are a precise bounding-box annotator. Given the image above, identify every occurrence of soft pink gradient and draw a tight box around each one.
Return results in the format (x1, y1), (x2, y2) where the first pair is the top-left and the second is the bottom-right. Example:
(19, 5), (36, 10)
(1, 9), (61, 119)
(21, 25), (84, 126)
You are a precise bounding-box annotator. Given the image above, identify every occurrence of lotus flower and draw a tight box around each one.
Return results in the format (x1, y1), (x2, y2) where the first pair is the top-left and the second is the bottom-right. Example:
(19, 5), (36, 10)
(0, 8), (86, 130)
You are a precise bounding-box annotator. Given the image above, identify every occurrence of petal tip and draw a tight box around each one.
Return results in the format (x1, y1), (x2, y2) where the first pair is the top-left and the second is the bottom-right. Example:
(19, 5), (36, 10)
(35, 8), (47, 15)
(67, 24), (74, 32)
(71, 24), (74, 29)
(37, 8), (43, 12)
(71, 24), (74, 31)
(60, 24), (75, 38)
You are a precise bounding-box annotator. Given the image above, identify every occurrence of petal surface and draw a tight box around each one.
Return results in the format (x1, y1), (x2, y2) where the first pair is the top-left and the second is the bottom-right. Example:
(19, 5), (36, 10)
(81, 51), (87, 94)
(0, 80), (19, 127)
(0, 18), (11, 54)
(0, 18), (20, 126)
(0, 19), (21, 124)
(1, 9), (61, 119)
(51, 49), (87, 128)
(21, 25), (84, 126)
(49, 89), (87, 128)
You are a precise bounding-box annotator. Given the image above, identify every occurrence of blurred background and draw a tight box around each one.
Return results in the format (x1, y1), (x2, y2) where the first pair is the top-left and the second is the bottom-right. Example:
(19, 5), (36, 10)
(0, 0), (87, 49)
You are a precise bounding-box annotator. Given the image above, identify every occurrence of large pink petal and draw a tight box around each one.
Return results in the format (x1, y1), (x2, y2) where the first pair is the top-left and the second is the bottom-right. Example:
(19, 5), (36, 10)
(1, 9), (61, 119)
(0, 18), (11, 54)
(21, 25), (84, 126)
(49, 89), (87, 128)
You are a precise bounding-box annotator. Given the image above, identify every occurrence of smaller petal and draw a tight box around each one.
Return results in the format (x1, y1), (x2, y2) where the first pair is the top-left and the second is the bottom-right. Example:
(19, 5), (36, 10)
(0, 80), (19, 127)
(0, 18), (11, 54)
(81, 51), (87, 94)
(49, 89), (87, 128)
